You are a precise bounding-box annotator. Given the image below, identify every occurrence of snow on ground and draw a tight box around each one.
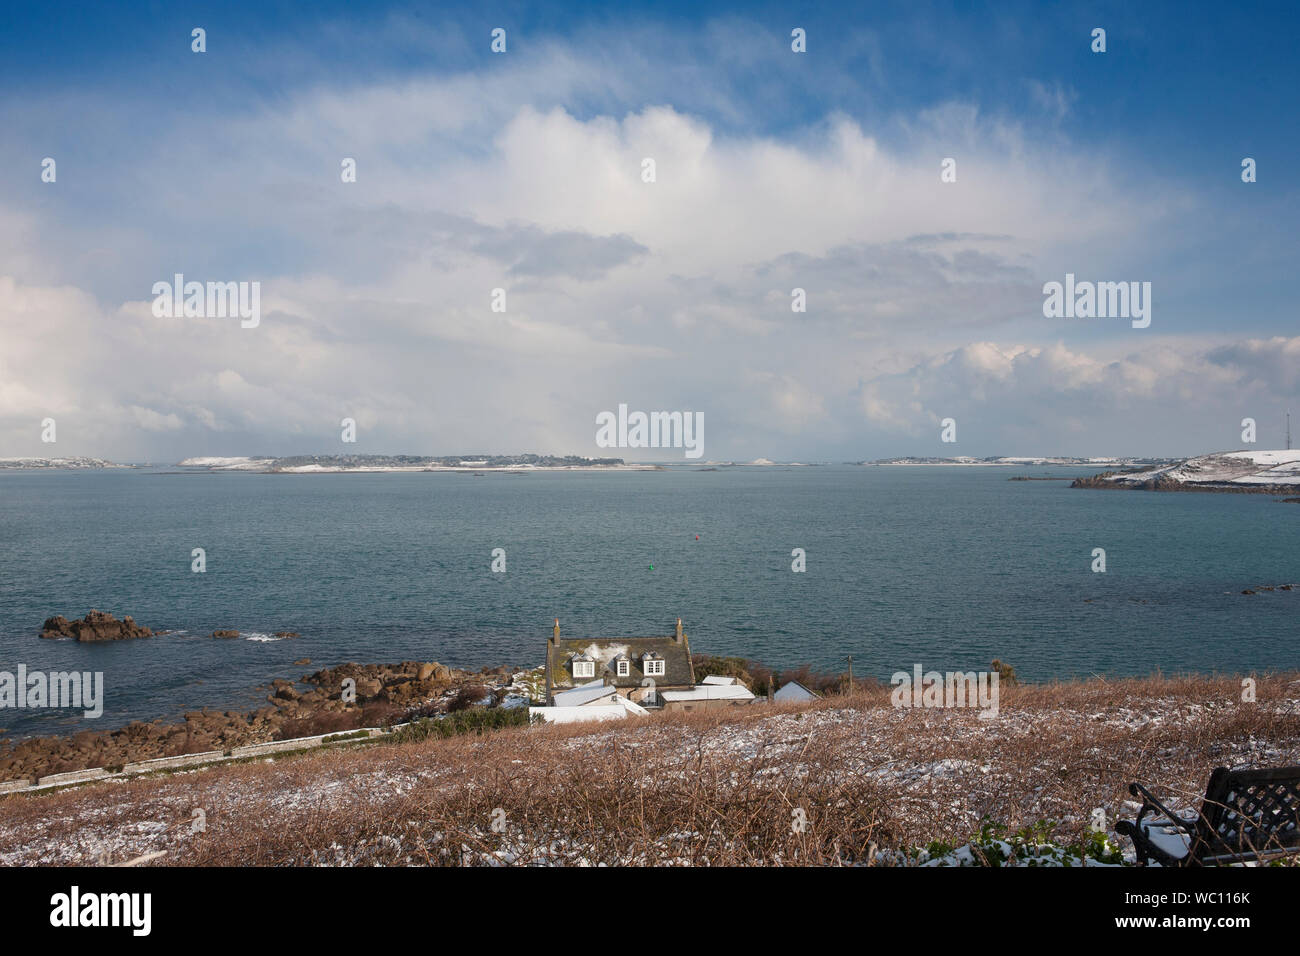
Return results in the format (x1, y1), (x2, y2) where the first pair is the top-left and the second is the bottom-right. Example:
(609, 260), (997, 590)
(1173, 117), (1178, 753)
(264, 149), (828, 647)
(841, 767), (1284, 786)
(2, 689), (1296, 866)
(179, 460), (656, 473)
(1102, 450), (1300, 487)
(0, 457), (125, 469)
(176, 456), (274, 470)
(271, 463), (656, 473)
(1224, 449), (1300, 467)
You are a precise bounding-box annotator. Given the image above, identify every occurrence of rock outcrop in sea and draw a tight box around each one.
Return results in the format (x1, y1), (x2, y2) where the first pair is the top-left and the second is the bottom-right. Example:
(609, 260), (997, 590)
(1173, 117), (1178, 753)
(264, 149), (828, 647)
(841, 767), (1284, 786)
(39, 610), (154, 642)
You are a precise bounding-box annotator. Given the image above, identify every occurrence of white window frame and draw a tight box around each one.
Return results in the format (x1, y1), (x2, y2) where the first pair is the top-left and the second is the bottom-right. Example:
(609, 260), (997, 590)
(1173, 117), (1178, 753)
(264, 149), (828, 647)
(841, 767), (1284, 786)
(644, 659), (665, 677)
(573, 660), (595, 678)
(616, 659), (630, 677)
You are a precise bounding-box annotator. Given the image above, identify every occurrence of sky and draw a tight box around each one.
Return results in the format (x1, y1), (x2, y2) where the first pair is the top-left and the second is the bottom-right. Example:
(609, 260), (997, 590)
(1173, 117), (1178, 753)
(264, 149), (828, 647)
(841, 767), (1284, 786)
(0, 0), (1297, 462)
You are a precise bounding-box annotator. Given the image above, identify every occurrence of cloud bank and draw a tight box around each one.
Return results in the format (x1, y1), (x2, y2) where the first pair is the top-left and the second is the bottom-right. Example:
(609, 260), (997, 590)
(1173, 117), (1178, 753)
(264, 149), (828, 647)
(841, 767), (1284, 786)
(0, 28), (1292, 461)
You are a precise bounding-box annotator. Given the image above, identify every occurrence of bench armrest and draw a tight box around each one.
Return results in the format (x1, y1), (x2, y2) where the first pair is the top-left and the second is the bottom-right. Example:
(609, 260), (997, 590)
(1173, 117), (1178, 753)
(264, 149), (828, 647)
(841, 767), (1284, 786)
(1116, 782), (1199, 866)
(1130, 782), (1198, 831)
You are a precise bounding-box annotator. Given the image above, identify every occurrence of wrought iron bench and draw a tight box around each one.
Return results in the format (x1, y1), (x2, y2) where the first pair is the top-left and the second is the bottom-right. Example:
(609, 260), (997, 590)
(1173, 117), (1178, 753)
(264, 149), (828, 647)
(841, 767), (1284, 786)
(1116, 766), (1300, 866)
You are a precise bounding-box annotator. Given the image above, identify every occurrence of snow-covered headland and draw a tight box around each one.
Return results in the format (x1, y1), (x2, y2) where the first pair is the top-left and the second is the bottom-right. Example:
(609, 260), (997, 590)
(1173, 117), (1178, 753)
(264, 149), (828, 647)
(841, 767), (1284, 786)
(1072, 449), (1300, 494)
(865, 456), (1171, 467)
(0, 457), (128, 470)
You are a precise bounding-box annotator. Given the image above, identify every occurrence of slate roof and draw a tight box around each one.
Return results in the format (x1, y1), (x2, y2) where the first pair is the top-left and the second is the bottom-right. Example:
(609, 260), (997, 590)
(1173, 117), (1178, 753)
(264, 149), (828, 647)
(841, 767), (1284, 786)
(546, 625), (695, 697)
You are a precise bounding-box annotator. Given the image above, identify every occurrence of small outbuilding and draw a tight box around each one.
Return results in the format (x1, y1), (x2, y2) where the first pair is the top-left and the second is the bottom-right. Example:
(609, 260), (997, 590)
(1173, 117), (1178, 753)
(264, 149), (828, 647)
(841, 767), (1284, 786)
(773, 680), (820, 703)
(659, 681), (756, 712)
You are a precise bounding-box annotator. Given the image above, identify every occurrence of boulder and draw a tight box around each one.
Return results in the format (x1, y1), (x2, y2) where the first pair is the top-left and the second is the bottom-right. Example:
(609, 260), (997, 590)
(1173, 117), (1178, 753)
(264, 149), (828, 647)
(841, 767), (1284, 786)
(212, 629), (240, 639)
(415, 662), (452, 681)
(270, 679), (301, 702)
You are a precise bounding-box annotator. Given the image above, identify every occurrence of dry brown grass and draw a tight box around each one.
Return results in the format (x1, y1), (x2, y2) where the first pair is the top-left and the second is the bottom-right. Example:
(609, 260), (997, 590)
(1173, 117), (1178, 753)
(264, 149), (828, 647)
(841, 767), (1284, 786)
(1, 672), (1297, 866)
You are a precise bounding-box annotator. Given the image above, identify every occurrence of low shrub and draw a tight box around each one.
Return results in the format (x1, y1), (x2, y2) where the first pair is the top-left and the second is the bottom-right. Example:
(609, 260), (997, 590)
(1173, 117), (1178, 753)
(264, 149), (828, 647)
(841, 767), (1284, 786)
(275, 710), (361, 740)
(446, 684), (490, 713)
(389, 707), (532, 743)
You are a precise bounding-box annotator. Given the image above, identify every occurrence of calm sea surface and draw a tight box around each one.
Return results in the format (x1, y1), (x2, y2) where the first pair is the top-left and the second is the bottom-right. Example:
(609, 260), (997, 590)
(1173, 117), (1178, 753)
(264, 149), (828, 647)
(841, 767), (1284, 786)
(1, 465), (1297, 738)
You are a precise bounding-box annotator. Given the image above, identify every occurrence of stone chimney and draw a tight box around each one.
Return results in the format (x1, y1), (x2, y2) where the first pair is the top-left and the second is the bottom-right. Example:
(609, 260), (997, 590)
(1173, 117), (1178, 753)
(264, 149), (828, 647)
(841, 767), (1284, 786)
(552, 618), (560, 644)
(675, 617), (684, 643)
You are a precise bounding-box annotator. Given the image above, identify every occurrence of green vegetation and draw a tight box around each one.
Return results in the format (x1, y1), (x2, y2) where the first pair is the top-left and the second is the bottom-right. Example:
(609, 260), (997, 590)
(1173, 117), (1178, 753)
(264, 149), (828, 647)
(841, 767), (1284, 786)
(918, 818), (1125, 867)
(322, 730), (373, 744)
(388, 707), (534, 743)
(691, 655), (765, 692)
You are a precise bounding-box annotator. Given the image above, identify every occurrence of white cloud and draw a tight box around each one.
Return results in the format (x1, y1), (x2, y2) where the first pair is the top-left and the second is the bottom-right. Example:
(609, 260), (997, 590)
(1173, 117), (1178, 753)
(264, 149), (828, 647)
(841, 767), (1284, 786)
(0, 44), (1275, 461)
(855, 338), (1297, 456)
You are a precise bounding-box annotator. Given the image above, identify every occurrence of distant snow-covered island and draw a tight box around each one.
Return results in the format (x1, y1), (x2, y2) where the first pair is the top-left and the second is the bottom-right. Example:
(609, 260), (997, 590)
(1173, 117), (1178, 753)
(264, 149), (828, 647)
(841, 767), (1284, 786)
(862, 456), (1173, 467)
(176, 454), (659, 473)
(1072, 449), (1300, 494)
(695, 458), (819, 467)
(0, 457), (128, 470)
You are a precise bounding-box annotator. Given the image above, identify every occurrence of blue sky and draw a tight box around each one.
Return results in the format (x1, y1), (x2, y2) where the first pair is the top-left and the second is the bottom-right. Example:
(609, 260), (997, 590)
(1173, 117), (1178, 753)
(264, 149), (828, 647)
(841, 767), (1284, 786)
(1, 1), (1297, 460)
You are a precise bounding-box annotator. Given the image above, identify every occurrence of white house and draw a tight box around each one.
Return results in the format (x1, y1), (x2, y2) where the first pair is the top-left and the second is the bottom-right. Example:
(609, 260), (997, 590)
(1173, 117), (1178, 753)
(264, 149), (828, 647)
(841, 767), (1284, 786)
(545, 618), (696, 706)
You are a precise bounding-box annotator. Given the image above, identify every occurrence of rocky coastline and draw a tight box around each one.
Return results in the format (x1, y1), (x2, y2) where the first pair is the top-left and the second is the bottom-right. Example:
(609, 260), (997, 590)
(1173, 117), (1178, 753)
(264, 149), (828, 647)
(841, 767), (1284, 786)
(1071, 472), (1300, 494)
(0, 659), (540, 783)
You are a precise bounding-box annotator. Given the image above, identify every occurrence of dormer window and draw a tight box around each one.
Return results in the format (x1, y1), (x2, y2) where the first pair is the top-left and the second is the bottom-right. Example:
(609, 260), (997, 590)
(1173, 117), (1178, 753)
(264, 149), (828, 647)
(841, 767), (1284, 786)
(616, 658), (630, 677)
(644, 656), (665, 677)
(572, 656), (595, 678)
